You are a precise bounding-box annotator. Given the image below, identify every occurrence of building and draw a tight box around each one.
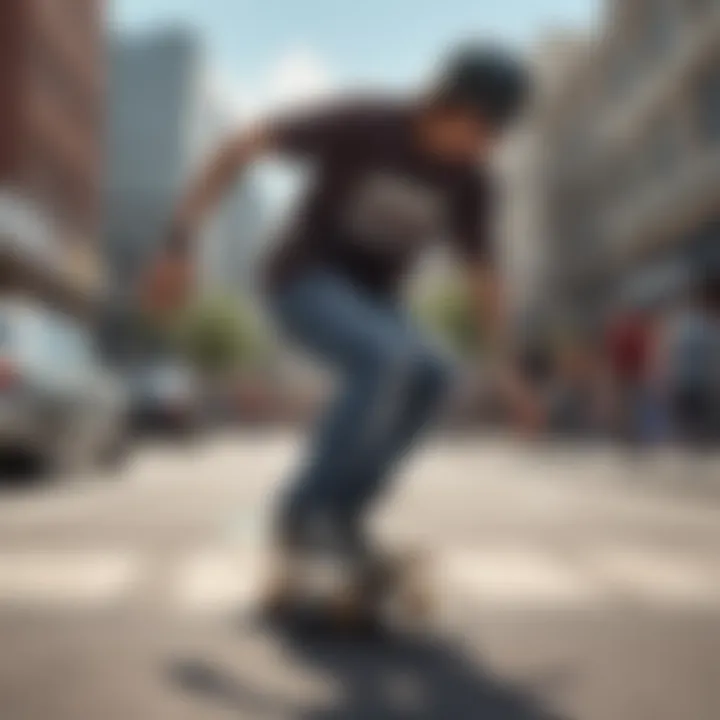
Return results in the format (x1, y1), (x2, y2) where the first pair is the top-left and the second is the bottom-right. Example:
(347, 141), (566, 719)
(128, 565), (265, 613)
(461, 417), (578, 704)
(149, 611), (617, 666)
(597, 0), (720, 310)
(526, 0), (720, 335)
(499, 34), (589, 340)
(105, 28), (263, 301)
(0, 0), (105, 311)
(199, 167), (266, 295)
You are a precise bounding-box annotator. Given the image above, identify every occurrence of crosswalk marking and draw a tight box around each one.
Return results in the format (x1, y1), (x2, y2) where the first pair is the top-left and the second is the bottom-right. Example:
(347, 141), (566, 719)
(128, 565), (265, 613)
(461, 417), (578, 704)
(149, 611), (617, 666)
(0, 552), (141, 607)
(590, 547), (720, 605)
(173, 550), (263, 613)
(0, 546), (715, 614)
(439, 549), (598, 606)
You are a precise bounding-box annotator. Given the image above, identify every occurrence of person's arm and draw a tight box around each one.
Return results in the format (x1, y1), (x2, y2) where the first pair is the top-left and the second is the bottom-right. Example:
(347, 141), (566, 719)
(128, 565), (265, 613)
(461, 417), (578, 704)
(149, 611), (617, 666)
(452, 169), (543, 432)
(142, 100), (362, 314)
(167, 98), (364, 253)
(167, 124), (274, 253)
(466, 260), (506, 355)
(139, 123), (274, 314)
(452, 174), (512, 375)
(466, 260), (542, 431)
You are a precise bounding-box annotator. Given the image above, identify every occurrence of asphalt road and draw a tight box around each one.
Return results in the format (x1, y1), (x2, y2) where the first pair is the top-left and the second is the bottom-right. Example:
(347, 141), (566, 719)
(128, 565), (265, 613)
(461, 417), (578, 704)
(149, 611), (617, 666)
(0, 433), (718, 720)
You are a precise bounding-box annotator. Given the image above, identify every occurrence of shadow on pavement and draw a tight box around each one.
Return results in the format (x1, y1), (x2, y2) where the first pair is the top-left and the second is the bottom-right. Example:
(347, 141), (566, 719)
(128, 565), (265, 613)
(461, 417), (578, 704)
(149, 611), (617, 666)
(0, 452), (50, 492)
(168, 622), (568, 720)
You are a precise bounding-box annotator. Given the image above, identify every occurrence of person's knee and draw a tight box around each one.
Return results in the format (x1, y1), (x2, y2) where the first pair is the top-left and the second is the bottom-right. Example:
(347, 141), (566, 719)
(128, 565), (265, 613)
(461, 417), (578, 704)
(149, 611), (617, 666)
(410, 350), (454, 401)
(353, 340), (453, 404)
(354, 339), (406, 381)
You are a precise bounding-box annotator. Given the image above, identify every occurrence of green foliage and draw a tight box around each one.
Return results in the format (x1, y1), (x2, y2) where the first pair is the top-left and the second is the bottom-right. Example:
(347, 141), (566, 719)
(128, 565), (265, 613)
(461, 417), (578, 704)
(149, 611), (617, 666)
(416, 284), (481, 357)
(172, 297), (266, 377)
(132, 311), (175, 357)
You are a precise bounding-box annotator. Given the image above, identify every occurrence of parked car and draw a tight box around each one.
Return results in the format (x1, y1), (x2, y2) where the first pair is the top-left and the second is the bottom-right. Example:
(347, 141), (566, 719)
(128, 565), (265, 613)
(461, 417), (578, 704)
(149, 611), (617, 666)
(0, 300), (130, 474)
(127, 360), (202, 436)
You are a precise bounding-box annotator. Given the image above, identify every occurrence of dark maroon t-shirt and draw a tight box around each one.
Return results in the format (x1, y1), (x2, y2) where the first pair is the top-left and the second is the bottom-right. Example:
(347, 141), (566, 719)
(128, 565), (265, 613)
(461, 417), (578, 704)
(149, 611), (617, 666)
(266, 99), (493, 297)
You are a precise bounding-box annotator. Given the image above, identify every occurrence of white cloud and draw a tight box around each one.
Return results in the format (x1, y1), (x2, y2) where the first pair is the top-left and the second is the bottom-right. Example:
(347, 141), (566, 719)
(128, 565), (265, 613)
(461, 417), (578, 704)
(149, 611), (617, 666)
(268, 46), (334, 108)
(205, 46), (335, 214)
(205, 45), (334, 124)
(241, 45), (335, 121)
(206, 65), (246, 123)
(238, 46), (335, 212)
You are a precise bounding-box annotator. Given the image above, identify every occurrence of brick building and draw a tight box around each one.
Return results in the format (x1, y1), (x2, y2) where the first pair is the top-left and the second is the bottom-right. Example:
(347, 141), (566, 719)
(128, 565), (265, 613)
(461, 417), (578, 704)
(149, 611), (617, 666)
(0, 0), (105, 309)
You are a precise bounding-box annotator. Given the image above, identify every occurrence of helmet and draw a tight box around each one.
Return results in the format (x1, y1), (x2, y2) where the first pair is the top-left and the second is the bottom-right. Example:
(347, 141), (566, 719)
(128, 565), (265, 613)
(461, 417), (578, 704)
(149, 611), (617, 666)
(434, 44), (532, 129)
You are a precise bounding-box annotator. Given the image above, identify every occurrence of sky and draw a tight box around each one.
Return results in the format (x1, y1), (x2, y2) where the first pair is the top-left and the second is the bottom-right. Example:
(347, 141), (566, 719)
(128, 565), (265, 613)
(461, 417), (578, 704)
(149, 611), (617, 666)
(111, 0), (599, 209)
(112, 0), (600, 116)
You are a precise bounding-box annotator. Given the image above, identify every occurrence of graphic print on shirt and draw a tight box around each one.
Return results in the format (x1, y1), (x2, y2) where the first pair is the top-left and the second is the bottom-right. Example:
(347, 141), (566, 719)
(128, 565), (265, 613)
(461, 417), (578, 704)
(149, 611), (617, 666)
(341, 172), (448, 252)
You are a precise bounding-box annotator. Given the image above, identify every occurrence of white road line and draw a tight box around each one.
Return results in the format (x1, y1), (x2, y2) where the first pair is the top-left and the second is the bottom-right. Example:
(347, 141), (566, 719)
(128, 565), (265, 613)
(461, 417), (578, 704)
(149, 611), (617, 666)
(589, 547), (720, 606)
(437, 549), (598, 607)
(0, 545), (717, 614)
(0, 552), (142, 607)
(170, 547), (600, 615)
(173, 550), (265, 613)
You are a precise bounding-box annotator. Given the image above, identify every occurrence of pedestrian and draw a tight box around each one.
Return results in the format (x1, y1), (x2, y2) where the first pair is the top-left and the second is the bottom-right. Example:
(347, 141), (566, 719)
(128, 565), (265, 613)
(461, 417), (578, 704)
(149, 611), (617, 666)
(665, 272), (720, 449)
(605, 307), (654, 446)
(142, 44), (539, 605)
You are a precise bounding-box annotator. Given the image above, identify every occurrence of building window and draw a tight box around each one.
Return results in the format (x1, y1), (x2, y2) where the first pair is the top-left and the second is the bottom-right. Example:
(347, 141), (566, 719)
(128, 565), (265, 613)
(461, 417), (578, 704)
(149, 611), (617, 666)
(38, 0), (96, 42)
(685, 0), (720, 20)
(638, 0), (677, 63)
(689, 217), (720, 271)
(695, 63), (720, 143)
(606, 50), (637, 100)
(644, 116), (682, 184)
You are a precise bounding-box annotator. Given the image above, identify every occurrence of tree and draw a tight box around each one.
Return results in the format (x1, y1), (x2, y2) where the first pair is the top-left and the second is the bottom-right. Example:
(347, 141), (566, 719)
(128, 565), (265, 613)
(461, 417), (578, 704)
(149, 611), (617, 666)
(415, 283), (481, 357)
(173, 297), (266, 378)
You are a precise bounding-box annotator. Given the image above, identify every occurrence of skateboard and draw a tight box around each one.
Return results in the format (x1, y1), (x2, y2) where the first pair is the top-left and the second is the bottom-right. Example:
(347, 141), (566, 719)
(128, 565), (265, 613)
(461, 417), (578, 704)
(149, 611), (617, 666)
(260, 546), (432, 634)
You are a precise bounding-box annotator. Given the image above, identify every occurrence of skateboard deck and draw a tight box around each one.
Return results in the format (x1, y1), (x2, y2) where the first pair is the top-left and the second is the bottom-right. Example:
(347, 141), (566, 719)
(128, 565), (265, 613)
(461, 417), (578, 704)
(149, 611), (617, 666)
(260, 547), (432, 634)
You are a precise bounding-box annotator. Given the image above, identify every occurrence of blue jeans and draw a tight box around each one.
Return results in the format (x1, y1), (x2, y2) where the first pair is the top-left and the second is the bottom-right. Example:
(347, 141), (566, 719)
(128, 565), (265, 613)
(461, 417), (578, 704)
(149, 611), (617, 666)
(271, 269), (454, 533)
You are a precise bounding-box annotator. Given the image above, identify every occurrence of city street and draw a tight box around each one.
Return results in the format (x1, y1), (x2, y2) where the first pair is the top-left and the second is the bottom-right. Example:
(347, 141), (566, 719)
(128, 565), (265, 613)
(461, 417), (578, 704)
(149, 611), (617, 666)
(0, 433), (719, 720)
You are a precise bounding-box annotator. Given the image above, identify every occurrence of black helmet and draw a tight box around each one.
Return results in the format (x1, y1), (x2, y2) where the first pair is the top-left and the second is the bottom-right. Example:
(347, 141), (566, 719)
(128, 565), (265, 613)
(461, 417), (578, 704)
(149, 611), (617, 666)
(434, 44), (532, 129)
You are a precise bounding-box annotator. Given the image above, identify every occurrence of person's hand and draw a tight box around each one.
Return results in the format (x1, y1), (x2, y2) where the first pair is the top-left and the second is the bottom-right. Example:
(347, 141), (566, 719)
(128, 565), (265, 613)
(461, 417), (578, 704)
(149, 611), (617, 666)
(139, 224), (194, 317)
(496, 363), (544, 436)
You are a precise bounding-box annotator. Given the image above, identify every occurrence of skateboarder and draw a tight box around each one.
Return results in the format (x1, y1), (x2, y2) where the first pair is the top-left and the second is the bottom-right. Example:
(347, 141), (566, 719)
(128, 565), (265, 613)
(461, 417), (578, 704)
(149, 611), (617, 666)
(144, 44), (539, 576)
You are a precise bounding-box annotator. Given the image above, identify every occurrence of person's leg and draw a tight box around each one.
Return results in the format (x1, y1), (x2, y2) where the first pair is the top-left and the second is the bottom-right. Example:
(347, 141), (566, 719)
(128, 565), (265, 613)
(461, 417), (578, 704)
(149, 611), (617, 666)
(271, 271), (420, 549)
(339, 316), (454, 524)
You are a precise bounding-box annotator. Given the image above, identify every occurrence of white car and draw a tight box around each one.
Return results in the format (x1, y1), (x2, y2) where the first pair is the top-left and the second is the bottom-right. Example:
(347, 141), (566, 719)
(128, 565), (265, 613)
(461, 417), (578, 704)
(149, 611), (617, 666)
(0, 300), (129, 474)
(128, 361), (202, 435)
